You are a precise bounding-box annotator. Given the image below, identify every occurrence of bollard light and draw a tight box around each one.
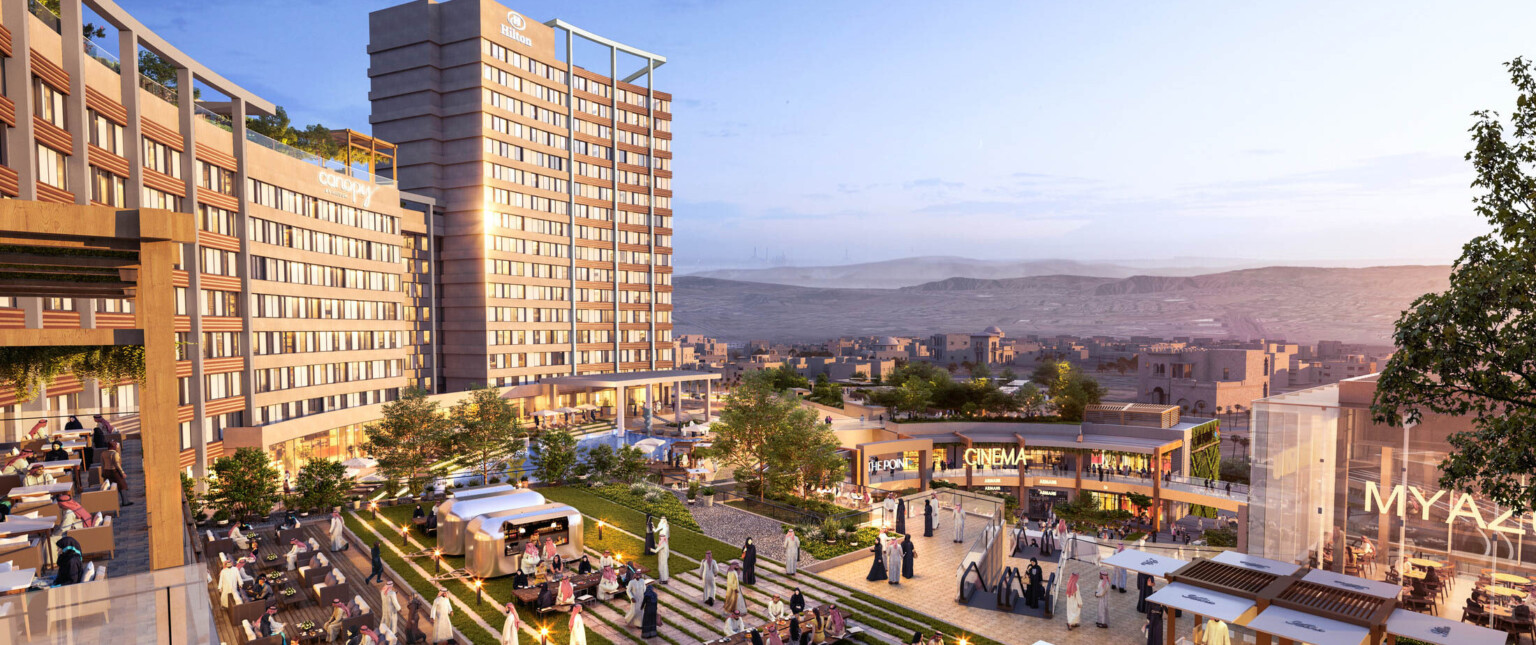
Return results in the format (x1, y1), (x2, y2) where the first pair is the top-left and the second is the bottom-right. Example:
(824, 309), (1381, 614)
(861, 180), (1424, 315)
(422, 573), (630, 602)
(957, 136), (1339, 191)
(434, 549), (442, 574)
(369, 501), (379, 519)
(475, 578), (484, 605)
(598, 520), (605, 540)
(540, 627), (549, 645)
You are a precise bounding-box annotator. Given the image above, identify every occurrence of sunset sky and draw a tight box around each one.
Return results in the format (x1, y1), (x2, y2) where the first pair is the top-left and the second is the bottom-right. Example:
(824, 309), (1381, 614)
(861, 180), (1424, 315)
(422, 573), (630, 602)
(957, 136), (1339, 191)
(116, 0), (1534, 271)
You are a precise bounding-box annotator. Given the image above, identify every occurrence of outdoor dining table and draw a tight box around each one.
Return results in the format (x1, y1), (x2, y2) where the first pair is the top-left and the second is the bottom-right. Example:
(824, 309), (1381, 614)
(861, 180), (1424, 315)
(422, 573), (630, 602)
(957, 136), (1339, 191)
(6, 483), (72, 500)
(0, 517), (57, 539)
(0, 568), (36, 595)
(1409, 558), (1446, 569)
(34, 459), (79, 473)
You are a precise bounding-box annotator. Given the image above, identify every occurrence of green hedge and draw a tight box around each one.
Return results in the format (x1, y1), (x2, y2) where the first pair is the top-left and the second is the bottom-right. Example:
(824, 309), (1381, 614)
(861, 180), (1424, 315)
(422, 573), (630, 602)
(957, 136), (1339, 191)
(800, 526), (886, 561)
(584, 483), (702, 532)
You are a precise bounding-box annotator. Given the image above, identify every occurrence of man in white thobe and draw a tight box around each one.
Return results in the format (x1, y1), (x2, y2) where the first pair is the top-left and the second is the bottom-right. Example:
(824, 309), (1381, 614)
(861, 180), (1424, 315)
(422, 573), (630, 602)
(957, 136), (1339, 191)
(216, 561), (243, 607)
(429, 589), (454, 644)
(329, 511), (347, 551)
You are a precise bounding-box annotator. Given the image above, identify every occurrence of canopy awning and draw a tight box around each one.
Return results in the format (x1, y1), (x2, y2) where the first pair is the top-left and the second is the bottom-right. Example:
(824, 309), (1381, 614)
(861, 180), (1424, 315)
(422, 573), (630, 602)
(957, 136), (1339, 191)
(1145, 582), (1255, 623)
(631, 438), (666, 454)
(1211, 550), (1302, 576)
(341, 457), (377, 468)
(1103, 548), (1188, 578)
(1246, 606), (1369, 645)
(1385, 608), (1508, 645)
(556, 407), (580, 414)
(576, 404), (600, 411)
(1301, 568), (1402, 599)
(533, 409), (562, 417)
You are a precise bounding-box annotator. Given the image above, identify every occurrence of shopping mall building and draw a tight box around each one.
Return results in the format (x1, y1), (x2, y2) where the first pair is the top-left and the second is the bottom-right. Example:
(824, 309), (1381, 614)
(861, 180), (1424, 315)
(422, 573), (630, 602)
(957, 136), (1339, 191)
(0, 0), (694, 480)
(845, 403), (1247, 535)
(1248, 374), (1534, 576)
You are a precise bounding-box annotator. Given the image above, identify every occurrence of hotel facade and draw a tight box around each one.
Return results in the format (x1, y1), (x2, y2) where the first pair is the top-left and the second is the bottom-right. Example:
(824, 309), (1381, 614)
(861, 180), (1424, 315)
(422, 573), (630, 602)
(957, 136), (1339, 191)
(368, 0), (677, 392)
(0, 0), (694, 480)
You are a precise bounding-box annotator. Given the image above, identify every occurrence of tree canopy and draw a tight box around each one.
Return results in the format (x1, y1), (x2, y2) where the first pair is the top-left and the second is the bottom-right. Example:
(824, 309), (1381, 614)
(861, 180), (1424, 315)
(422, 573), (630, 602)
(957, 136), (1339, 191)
(1031, 360), (1105, 421)
(294, 458), (352, 513)
(1373, 57), (1536, 514)
(712, 370), (844, 500)
(364, 387), (452, 494)
(530, 429), (580, 485)
(448, 385), (525, 484)
(207, 447), (281, 520)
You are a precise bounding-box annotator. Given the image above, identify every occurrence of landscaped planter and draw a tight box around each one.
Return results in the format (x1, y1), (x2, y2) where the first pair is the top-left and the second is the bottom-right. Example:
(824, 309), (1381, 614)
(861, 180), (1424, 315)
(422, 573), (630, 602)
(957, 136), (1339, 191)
(703, 494), (714, 507)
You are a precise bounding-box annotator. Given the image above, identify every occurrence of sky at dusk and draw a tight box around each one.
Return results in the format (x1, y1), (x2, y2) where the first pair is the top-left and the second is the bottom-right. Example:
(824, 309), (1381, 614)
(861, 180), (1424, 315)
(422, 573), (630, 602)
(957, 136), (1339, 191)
(111, 0), (1536, 272)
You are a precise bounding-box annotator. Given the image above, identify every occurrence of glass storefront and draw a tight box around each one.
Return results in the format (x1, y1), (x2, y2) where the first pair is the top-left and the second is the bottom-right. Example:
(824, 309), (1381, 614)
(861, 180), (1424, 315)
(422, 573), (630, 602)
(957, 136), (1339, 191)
(268, 422), (371, 477)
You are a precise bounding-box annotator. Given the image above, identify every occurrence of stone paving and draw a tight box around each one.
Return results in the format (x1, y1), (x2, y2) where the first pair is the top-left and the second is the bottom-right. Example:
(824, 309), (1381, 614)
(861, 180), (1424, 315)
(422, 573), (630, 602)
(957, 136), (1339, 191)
(818, 514), (1178, 645)
(679, 492), (811, 563)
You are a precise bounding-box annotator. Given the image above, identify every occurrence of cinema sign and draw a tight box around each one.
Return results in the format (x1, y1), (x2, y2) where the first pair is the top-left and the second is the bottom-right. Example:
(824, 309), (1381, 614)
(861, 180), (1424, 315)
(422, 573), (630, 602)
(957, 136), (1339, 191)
(964, 447), (1027, 468)
(1364, 482), (1530, 535)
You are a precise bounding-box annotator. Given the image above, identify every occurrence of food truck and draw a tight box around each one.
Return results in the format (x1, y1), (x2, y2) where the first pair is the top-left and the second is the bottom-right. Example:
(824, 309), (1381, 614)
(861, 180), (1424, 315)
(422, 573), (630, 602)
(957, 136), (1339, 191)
(436, 488), (547, 555)
(464, 503), (584, 578)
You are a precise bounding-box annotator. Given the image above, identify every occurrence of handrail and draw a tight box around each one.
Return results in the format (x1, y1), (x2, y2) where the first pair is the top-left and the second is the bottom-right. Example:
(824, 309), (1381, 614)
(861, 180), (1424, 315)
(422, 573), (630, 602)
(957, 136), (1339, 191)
(957, 560), (989, 603)
(996, 566), (1021, 610)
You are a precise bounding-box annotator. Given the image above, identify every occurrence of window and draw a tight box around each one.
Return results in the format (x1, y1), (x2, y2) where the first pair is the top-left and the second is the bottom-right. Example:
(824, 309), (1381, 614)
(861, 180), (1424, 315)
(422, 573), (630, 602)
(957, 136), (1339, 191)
(142, 186), (182, 210)
(199, 205), (236, 236)
(142, 138), (182, 178)
(197, 160), (234, 195)
(200, 247), (239, 277)
(33, 79), (65, 128)
(88, 110), (124, 154)
(90, 167), (125, 206)
(36, 144), (66, 188)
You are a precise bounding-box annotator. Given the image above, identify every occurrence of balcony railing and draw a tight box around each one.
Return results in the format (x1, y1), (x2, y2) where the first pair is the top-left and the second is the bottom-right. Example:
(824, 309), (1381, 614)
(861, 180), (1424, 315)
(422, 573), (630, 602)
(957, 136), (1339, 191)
(244, 129), (395, 186)
(138, 73), (177, 105)
(29, 0), (60, 33)
(195, 104), (232, 132)
(84, 38), (120, 74)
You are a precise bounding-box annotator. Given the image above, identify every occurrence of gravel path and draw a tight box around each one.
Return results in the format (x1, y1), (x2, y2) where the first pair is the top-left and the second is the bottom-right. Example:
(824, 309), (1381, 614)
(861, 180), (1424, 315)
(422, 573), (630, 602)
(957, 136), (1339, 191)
(675, 491), (817, 563)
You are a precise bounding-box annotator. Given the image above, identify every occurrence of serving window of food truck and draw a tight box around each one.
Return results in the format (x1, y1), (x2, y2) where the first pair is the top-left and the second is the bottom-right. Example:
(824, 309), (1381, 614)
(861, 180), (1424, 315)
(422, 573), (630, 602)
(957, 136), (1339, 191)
(504, 516), (571, 556)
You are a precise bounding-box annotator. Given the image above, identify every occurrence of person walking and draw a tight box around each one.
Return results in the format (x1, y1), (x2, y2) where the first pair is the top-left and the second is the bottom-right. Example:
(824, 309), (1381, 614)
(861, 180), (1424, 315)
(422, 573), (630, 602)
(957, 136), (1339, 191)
(99, 441), (132, 505)
(365, 540), (385, 584)
(783, 528), (800, 576)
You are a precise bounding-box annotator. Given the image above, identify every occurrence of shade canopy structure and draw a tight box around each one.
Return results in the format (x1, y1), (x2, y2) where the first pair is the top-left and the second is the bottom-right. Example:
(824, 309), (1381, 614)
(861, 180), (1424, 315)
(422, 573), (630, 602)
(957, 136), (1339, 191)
(1103, 548), (1188, 578)
(1211, 550), (1302, 576)
(1384, 608), (1508, 645)
(576, 404), (600, 411)
(341, 457), (377, 469)
(631, 438), (667, 456)
(556, 407), (580, 414)
(1146, 582), (1256, 623)
(533, 410), (563, 417)
(1247, 605), (1370, 645)
(1301, 569), (1402, 600)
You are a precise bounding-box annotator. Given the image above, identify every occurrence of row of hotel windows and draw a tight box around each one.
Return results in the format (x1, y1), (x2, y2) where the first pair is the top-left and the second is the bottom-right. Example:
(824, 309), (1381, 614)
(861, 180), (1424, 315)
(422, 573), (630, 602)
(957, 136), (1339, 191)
(488, 351), (568, 369)
(486, 259), (567, 279)
(572, 96), (673, 133)
(487, 114), (567, 152)
(488, 236), (568, 259)
(249, 179), (400, 234)
(486, 161), (567, 194)
(489, 307), (571, 323)
(253, 359), (403, 394)
(486, 138), (566, 173)
(484, 186), (570, 217)
(485, 42), (569, 87)
(486, 283), (568, 302)
(177, 372), (245, 405)
(249, 294), (400, 321)
(250, 256), (402, 292)
(177, 411), (244, 452)
(257, 388), (401, 426)
(486, 89), (567, 131)
(249, 218), (402, 263)
(489, 329), (634, 346)
(34, 298), (133, 312)
(483, 64), (565, 108)
(497, 209), (673, 234)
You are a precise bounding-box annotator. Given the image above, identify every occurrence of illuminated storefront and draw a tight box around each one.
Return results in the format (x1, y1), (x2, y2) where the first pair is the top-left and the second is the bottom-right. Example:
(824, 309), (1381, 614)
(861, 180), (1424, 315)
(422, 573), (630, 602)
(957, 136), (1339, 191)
(1250, 374), (1533, 574)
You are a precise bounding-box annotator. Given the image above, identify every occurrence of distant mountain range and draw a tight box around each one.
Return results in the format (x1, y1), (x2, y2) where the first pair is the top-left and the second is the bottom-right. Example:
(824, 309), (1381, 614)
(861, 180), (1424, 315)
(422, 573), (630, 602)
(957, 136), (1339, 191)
(672, 265), (1450, 345)
(682, 255), (1418, 290)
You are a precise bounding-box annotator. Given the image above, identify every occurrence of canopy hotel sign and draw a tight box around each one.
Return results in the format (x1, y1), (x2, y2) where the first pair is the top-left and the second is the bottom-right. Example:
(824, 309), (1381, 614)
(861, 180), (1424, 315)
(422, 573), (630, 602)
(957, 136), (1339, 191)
(317, 171), (377, 208)
(1364, 482), (1533, 536)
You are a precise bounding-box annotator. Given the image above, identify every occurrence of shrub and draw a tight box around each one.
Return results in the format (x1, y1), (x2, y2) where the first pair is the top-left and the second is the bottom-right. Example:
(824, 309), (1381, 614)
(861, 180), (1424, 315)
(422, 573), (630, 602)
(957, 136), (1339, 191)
(1204, 528), (1237, 547)
(687, 480), (699, 500)
(700, 486), (715, 496)
(629, 483), (648, 496)
(820, 518), (841, 541)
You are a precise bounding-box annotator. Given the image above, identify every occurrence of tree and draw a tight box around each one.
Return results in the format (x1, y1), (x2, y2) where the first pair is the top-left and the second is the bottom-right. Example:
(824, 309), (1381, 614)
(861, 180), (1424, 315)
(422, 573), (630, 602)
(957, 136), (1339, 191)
(1032, 360), (1105, 422)
(1052, 496), (1132, 532)
(712, 370), (821, 500)
(893, 378), (933, 419)
(530, 429), (580, 485)
(38, 0), (105, 39)
(1125, 492), (1154, 520)
(1000, 367), (1019, 383)
(448, 385), (526, 485)
(769, 419), (846, 498)
(1015, 383), (1046, 417)
(248, 106), (295, 143)
(576, 444), (619, 484)
(763, 363), (810, 391)
(1372, 57), (1536, 514)
(364, 387), (452, 494)
(207, 448), (281, 520)
(970, 361), (992, 380)
(612, 446), (648, 484)
(294, 458), (352, 513)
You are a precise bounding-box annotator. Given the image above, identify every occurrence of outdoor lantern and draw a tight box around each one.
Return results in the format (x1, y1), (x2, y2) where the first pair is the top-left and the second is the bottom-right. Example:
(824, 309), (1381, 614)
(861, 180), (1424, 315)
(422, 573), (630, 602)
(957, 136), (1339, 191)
(598, 520), (605, 540)
(475, 578), (484, 605)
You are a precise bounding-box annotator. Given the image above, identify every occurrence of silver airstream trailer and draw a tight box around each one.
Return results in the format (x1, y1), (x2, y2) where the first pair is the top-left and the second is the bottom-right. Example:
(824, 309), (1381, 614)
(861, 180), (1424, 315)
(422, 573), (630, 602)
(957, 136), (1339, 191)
(437, 488), (547, 555)
(464, 503), (584, 578)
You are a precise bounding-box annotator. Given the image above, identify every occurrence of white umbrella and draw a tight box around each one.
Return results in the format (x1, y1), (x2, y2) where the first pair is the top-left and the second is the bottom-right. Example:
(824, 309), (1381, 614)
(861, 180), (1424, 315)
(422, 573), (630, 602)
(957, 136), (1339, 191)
(556, 407), (580, 414)
(576, 404), (599, 411)
(534, 410), (562, 417)
(341, 457), (377, 469)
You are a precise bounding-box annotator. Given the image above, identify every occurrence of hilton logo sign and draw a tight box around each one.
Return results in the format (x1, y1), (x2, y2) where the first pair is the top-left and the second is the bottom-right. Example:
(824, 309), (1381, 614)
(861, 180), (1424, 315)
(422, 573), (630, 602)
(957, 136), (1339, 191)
(502, 11), (533, 48)
(1364, 482), (1531, 536)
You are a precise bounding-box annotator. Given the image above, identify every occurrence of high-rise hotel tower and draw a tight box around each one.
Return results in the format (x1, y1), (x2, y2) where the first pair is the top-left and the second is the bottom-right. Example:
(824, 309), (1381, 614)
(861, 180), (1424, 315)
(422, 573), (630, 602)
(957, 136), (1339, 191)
(369, 0), (675, 391)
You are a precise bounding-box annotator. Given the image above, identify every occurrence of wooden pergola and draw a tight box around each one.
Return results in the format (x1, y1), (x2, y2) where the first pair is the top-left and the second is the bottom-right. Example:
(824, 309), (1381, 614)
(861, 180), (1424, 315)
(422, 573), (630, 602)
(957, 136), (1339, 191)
(0, 201), (194, 570)
(329, 129), (396, 180)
